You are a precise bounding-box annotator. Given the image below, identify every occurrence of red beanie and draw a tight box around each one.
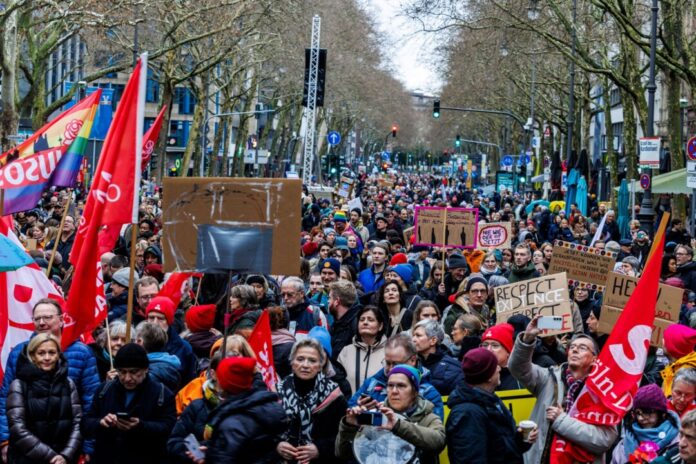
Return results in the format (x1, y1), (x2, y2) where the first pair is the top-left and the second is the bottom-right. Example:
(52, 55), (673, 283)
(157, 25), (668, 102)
(302, 241), (318, 256)
(216, 356), (256, 394)
(185, 304), (216, 333)
(390, 253), (408, 266)
(481, 323), (515, 354)
(146, 296), (176, 326)
(663, 324), (696, 360)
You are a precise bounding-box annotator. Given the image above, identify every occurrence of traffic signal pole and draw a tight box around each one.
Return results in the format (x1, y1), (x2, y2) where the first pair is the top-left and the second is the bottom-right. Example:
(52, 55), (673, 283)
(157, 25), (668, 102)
(436, 105), (526, 130)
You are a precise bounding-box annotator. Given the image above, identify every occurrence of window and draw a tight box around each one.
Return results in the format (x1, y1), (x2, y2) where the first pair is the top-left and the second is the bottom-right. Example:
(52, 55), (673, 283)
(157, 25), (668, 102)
(168, 120), (191, 147)
(146, 69), (159, 103)
(609, 88), (621, 107)
(175, 87), (196, 115)
(611, 122), (623, 151)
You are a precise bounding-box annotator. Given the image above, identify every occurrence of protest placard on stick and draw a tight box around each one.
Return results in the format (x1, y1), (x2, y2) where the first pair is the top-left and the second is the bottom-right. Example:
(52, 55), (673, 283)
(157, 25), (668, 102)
(413, 206), (478, 249)
(548, 241), (617, 291)
(477, 222), (512, 249)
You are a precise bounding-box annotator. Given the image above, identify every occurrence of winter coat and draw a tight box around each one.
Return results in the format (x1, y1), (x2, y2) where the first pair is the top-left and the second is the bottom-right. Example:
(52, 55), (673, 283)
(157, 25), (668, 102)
(7, 354), (82, 464)
(183, 330), (221, 361)
(677, 261), (696, 293)
(330, 304), (361, 363)
(508, 334), (618, 464)
(435, 273), (468, 311)
(271, 329), (296, 379)
(88, 344), (113, 383)
(106, 291), (128, 322)
(443, 299), (489, 336)
(147, 352), (182, 393)
(165, 326), (197, 386)
(167, 396), (217, 463)
(204, 388), (287, 464)
(446, 382), (529, 464)
(554, 226), (576, 243)
(336, 396), (446, 464)
(82, 376), (176, 464)
(662, 351), (696, 396)
(336, 335), (387, 395)
(358, 265), (386, 295)
(0, 339), (99, 452)
(507, 262), (541, 284)
(287, 300), (329, 339)
(419, 346), (464, 396)
(610, 411), (680, 464)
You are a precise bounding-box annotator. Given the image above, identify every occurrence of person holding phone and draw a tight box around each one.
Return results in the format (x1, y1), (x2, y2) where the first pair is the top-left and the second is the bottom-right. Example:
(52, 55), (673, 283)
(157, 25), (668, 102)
(336, 364), (446, 464)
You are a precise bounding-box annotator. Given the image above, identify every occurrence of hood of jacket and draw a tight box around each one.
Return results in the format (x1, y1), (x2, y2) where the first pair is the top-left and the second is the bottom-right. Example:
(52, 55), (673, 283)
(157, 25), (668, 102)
(448, 381), (500, 411)
(272, 329), (296, 345)
(678, 260), (696, 273)
(148, 351), (182, 369)
(16, 348), (69, 383)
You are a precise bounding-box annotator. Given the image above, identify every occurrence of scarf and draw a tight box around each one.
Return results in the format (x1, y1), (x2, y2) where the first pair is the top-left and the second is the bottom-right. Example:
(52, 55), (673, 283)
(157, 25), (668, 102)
(562, 369), (585, 412)
(623, 414), (679, 458)
(279, 373), (339, 444)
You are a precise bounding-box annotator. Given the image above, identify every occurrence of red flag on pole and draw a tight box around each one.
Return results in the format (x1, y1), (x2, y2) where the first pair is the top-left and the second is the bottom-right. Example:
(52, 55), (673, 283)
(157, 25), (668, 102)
(141, 105), (166, 171)
(64, 56), (147, 349)
(247, 310), (278, 391)
(157, 271), (200, 309)
(550, 218), (667, 463)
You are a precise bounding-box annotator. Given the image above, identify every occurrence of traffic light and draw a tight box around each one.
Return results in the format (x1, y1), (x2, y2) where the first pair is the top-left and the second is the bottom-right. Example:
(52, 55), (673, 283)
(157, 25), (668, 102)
(455, 134), (461, 147)
(392, 125), (398, 138)
(433, 100), (440, 118)
(519, 163), (527, 183)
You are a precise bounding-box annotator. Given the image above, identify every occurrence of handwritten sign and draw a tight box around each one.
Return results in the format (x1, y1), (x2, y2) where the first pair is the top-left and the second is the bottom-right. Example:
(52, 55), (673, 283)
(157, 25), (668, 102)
(493, 273), (573, 335)
(548, 241), (617, 290)
(477, 222), (511, 249)
(413, 206), (478, 249)
(598, 272), (683, 347)
(336, 176), (354, 199)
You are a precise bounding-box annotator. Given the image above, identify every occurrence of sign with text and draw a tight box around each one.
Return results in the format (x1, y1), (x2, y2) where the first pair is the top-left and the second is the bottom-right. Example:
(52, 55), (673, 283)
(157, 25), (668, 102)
(639, 137), (660, 168)
(477, 222), (512, 249)
(413, 206), (478, 249)
(598, 272), (683, 347)
(336, 176), (354, 199)
(493, 273), (573, 336)
(548, 241), (617, 290)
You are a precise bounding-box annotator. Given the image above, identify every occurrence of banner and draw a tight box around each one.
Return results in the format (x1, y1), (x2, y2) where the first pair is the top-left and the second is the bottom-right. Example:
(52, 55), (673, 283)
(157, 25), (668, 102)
(493, 273), (573, 336)
(413, 206), (478, 249)
(477, 222), (512, 249)
(141, 105), (167, 171)
(247, 310), (277, 391)
(0, 91), (101, 214)
(157, 272), (200, 308)
(548, 241), (617, 290)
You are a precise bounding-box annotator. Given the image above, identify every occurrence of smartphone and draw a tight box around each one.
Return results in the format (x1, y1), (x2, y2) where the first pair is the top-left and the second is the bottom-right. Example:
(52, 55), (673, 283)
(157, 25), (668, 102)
(537, 315), (564, 330)
(116, 412), (131, 420)
(184, 433), (205, 460)
(356, 411), (384, 426)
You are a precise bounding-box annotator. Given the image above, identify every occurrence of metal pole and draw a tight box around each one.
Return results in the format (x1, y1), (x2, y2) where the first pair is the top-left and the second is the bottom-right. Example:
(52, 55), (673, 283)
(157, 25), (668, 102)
(565, 0), (577, 163)
(302, 15), (321, 184)
(638, 0), (658, 235)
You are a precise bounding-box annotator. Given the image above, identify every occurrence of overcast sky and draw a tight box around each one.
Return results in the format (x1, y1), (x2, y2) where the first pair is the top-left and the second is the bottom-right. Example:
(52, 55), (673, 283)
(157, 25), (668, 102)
(363, 0), (442, 94)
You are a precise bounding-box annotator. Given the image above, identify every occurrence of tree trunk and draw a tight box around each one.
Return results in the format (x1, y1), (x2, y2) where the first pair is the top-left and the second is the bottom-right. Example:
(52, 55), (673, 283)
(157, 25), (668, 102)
(179, 84), (205, 178)
(155, 78), (175, 181)
(1, 7), (19, 151)
(604, 79), (617, 207)
(621, 92), (638, 181)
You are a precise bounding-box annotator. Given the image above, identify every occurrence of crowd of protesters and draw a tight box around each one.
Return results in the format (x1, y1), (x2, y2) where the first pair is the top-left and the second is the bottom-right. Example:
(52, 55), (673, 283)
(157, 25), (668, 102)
(2, 171), (696, 463)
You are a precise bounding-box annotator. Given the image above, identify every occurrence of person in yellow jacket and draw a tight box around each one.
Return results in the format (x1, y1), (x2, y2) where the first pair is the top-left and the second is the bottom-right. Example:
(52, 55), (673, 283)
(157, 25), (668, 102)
(662, 324), (696, 396)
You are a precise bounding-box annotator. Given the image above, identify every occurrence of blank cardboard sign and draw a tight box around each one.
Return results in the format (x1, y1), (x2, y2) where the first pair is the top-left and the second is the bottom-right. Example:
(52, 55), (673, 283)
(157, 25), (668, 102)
(162, 178), (302, 275)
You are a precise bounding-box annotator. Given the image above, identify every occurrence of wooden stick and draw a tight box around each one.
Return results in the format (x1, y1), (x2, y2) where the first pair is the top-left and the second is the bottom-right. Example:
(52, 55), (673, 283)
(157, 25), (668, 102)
(441, 208), (448, 284)
(220, 270), (233, 359)
(647, 213), (670, 264)
(104, 315), (115, 371)
(46, 192), (73, 277)
(194, 275), (203, 305)
(125, 224), (138, 343)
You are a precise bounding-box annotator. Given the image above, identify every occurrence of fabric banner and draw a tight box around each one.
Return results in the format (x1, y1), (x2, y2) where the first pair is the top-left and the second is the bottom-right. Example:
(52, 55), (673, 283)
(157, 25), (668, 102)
(141, 105), (166, 171)
(63, 83), (114, 140)
(157, 271), (200, 308)
(247, 310), (277, 391)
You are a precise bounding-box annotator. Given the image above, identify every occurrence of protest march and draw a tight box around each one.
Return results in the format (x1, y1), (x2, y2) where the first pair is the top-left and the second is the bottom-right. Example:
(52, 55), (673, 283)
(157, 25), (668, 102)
(1, 58), (696, 464)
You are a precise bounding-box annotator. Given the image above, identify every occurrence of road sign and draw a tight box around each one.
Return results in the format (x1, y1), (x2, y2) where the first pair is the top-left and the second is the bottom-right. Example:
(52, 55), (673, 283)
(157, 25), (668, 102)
(327, 131), (341, 145)
(687, 161), (696, 188)
(688, 137), (696, 161)
(640, 174), (651, 190)
(639, 137), (660, 167)
(502, 155), (513, 166)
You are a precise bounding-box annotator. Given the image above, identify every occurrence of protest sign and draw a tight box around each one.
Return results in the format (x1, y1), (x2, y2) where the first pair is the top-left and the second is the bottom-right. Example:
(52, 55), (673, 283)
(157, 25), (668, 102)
(336, 176), (354, 199)
(477, 222), (511, 249)
(162, 178), (302, 275)
(413, 206), (478, 249)
(548, 241), (617, 291)
(403, 226), (415, 246)
(598, 272), (683, 347)
(493, 272), (573, 336)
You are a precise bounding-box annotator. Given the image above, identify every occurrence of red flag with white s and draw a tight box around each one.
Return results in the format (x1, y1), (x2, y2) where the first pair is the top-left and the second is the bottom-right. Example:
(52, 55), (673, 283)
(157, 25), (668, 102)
(247, 310), (278, 391)
(141, 105), (167, 171)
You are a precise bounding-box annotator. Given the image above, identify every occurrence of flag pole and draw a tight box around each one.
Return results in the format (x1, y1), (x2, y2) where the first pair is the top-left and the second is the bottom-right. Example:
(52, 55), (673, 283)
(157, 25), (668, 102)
(104, 315), (115, 371)
(46, 191), (73, 277)
(0, 188), (4, 217)
(125, 52), (148, 343)
(194, 276), (203, 305)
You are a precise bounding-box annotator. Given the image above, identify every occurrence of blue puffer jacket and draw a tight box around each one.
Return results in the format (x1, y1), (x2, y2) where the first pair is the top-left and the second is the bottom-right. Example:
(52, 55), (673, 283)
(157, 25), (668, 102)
(348, 366), (444, 420)
(0, 338), (100, 453)
(420, 346), (464, 396)
(165, 326), (197, 386)
(357, 266), (385, 295)
(148, 352), (182, 394)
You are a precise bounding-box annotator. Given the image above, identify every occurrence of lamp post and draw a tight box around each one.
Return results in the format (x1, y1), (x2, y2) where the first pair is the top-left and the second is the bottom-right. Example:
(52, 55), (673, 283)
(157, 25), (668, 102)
(680, 97), (688, 165)
(637, 0), (658, 235)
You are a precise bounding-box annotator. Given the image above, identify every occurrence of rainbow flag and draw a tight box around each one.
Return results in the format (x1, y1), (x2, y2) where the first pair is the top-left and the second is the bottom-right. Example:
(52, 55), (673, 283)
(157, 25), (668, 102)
(0, 91), (101, 214)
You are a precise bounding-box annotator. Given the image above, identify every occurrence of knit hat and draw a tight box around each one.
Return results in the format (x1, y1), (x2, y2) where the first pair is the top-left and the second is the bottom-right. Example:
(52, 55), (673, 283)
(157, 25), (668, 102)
(389, 253), (408, 266)
(481, 323), (515, 354)
(464, 274), (488, 293)
(389, 264), (414, 285)
(448, 253), (468, 270)
(112, 268), (131, 287)
(351, 207), (362, 216)
(323, 228), (336, 237)
(308, 326), (332, 357)
(333, 211), (347, 223)
(245, 275), (266, 287)
(374, 213), (388, 224)
(462, 348), (498, 385)
(389, 364), (421, 390)
(412, 244), (430, 253)
(633, 384), (668, 412)
(216, 356), (257, 395)
(663, 324), (696, 360)
(146, 296), (176, 326)
(302, 241), (318, 256)
(320, 258), (340, 276)
(334, 237), (349, 251)
(185, 304), (217, 333)
(113, 343), (149, 369)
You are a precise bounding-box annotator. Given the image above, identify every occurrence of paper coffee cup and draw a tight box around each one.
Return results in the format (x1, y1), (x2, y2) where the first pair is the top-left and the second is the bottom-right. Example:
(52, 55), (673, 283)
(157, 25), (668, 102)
(519, 420), (536, 441)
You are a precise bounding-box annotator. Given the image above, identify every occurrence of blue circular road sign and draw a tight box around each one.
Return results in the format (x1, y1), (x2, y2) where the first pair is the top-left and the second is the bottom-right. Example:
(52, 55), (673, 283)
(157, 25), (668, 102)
(327, 131), (341, 145)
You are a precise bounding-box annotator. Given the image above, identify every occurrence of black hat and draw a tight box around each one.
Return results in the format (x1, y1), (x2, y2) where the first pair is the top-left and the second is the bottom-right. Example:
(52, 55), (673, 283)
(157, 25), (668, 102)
(113, 343), (149, 369)
(448, 253), (469, 270)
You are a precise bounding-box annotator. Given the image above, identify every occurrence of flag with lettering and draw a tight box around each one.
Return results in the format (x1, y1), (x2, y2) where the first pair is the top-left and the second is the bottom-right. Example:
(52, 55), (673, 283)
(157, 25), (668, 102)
(550, 221), (666, 463)
(0, 91), (101, 214)
(65, 56), (147, 348)
(157, 271), (201, 309)
(247, 310), (277, 391)
(141, 105), (166, 171)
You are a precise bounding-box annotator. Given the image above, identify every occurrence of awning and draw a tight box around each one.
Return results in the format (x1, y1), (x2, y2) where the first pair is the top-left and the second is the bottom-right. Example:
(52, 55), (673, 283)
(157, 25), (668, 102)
(616, 168), (691, 195)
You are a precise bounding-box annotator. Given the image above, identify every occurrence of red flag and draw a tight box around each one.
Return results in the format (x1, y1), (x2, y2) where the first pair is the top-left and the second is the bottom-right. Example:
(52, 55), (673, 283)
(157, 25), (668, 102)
(157, 272), (200, 309)
(64, 56), (147, 348)
(550, 224), (666, 463)
(247, 310), (278, 391)
(141, 105), (166, 171)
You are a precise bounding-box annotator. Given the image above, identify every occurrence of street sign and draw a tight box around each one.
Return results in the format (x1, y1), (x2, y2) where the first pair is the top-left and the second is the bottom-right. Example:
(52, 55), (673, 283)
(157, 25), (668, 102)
(688, 137), (696, 161)
(640, 174), (651, 190)
(502, 155), (513, 166)
(687, 161), (696, 188)
(639, 137), (660, 167)
(327, 131), (341, 145)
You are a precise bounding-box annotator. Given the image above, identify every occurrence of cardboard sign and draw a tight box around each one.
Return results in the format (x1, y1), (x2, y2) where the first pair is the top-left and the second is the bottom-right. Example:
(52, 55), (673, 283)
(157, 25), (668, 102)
(161, 178), (302, 275)
(598, 272), (683, 347)
(403, 226), (415, 246)
(336, 176), (354, 199)
(25, 239), (37, 251)
(493, 273), (573, 335)
(477, 222), (512, 249)
(377, 178), (394, 189)
(413, 206), (478, 249)
(548, 241), (617, 290)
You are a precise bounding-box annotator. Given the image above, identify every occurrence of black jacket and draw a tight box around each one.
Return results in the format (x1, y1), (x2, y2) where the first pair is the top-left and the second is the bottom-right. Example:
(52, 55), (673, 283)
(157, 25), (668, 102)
(82, 376), (176, 464)
(7, 354), (82, 464)
(507, 262), (540, 283)
(330, 304), (361, 364)
(205, 388), (287, 464)
(446, 382), (529, 464)
(167, 397), (216, 464)
(677, 261), (696, 293)
(420, 346), (464, 396)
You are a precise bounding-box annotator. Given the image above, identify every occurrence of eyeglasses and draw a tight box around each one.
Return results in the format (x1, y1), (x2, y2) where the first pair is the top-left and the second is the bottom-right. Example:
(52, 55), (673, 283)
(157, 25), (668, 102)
(672, 390), (695, 400)
(633, 409), (657, 418)
(568, 343), (594, 354)
(33, 314), (58, 323)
